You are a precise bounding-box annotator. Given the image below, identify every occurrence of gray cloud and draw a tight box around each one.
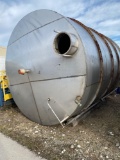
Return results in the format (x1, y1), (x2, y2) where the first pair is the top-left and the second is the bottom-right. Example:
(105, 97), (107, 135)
(0, 0), (120, 46)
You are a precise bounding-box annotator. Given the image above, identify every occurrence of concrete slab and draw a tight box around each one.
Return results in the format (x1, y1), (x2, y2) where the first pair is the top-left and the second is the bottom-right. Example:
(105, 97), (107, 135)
(0, 133), (46, 160)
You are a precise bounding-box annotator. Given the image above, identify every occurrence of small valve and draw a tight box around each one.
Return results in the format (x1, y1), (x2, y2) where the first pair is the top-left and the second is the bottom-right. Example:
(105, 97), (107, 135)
(18, 69), (30, 75)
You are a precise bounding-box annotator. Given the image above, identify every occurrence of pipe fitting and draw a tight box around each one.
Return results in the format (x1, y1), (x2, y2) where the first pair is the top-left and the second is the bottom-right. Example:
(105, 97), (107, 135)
(18, 69), (30, 75)
(54, 32), (78, 57)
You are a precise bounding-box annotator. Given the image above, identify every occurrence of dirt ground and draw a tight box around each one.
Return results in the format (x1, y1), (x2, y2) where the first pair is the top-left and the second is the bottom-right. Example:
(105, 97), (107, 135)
(0, 94), (120, 160)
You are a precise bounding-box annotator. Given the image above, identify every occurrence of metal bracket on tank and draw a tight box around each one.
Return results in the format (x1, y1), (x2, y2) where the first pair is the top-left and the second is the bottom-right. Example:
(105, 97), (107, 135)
(66, 89), (117, 126)
(47, 98), (69, 127)
(54, 30), (60, 33)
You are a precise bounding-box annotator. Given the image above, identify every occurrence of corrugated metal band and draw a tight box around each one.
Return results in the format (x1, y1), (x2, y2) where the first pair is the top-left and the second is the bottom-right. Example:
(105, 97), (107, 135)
(105, 37), (120, 91)
(89, 28), (114, 96)
(70, 18), (103, 101)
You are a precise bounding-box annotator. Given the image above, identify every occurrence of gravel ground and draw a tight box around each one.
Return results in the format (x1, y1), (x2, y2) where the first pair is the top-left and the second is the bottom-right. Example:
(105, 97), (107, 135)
(0, 94), (120, 160)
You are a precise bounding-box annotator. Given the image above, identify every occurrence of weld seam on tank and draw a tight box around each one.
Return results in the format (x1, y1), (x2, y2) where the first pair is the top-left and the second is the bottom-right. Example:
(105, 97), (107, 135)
(8, 17), (64, 46)
(27, 73), (43, 124)
(10, 75), (86, 87)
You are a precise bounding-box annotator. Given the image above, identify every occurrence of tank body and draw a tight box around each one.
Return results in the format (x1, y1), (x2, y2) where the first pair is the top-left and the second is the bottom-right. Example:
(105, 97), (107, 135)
(6, 10), (120, 125)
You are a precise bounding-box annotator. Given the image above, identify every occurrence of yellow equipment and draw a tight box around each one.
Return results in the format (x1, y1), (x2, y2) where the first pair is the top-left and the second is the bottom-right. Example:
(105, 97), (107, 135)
(0, 71), (12, 101)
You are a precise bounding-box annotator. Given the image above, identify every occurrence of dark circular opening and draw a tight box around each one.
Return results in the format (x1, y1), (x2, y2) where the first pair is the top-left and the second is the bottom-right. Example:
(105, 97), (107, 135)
(55, 33), (71, 54)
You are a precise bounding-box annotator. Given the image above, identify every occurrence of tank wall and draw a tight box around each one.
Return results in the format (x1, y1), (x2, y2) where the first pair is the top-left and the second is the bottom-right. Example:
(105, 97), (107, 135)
(105, 39), (118, 91)
(69, 18), (120, 100)
(67, 19), (101, 109)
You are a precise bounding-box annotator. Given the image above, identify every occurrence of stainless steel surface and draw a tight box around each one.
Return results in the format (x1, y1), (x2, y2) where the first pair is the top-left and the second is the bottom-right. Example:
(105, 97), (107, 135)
(6, 9), (120, 125)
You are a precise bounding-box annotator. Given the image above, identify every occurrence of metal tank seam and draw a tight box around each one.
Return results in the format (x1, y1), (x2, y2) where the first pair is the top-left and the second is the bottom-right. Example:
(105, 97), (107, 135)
(27, 73), (43, 125)
(10, 76), (100, 88)
(9, 75), (86, 86)
(8, 17), (64, 46)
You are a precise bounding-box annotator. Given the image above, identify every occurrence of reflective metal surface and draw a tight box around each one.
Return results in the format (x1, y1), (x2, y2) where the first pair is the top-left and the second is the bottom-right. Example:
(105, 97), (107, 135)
(6, 9), (120, 125)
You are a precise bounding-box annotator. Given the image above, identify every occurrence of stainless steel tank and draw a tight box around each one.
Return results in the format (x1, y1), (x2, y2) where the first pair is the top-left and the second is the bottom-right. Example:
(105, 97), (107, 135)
(6, 9), (120, 126)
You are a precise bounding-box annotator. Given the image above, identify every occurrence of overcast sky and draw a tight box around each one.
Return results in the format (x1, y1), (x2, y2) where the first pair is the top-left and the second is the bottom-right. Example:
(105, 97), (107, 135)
(0, 0), (120, 47)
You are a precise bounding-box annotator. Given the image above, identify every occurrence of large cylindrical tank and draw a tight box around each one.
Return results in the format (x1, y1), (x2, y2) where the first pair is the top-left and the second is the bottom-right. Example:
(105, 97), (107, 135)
(6, 10), (120, 126)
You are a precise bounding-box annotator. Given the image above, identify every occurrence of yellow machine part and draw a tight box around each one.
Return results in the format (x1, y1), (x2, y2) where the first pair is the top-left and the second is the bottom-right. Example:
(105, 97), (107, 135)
(0, 71), (12, 101)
